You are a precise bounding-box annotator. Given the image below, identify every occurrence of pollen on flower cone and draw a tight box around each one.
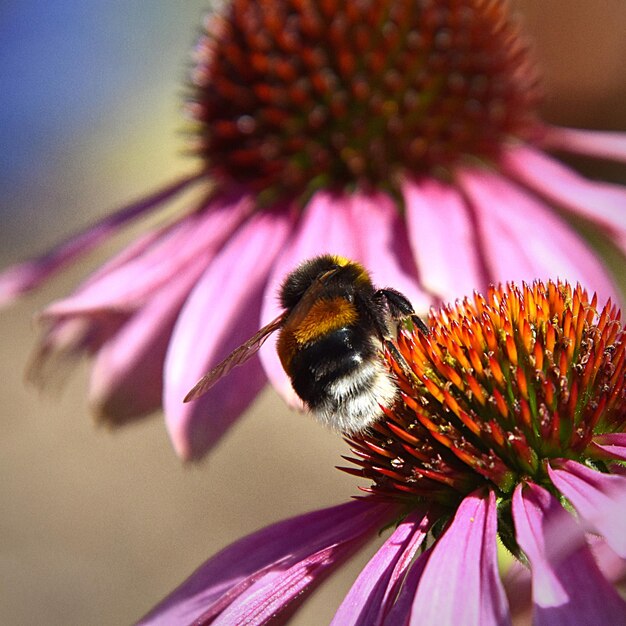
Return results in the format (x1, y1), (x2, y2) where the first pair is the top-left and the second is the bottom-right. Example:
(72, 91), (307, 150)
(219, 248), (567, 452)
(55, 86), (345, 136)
(189, 0), (541, 197)
(344, 280), (626, 507)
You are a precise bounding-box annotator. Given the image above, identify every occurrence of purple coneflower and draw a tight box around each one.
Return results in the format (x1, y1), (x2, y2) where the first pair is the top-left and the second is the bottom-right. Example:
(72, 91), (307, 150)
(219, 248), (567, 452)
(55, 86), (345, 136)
(2, 1), (625, 460)
(139, 280), (626, 625)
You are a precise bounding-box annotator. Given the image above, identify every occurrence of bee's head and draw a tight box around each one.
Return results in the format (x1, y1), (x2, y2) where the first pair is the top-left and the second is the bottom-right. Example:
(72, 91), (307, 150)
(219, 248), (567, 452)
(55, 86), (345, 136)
(279, 255), (371, 310)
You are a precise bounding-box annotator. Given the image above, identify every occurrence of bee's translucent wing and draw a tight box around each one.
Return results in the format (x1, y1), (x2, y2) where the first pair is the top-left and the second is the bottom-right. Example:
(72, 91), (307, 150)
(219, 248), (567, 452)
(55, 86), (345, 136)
(184, 312), (288, 402)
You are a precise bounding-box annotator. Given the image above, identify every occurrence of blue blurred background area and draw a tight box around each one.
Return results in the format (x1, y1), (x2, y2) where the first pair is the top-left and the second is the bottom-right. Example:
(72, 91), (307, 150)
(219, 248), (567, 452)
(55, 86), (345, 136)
(0, 1), (206, 254)
(0, 2), (625, 625)
(0, 1), (171, 171)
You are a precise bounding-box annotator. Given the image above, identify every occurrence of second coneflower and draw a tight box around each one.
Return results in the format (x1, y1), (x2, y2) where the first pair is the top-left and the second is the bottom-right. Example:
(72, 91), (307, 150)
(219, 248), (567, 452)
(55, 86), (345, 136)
(139, 279), (626, 624)
(2, 1), (625, 459)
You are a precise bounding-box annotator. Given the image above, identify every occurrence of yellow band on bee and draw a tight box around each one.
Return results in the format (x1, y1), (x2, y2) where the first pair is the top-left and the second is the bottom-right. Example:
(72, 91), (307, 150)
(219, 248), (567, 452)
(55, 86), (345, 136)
(293, 297), (358, 345)
(329, 256), (370, 285)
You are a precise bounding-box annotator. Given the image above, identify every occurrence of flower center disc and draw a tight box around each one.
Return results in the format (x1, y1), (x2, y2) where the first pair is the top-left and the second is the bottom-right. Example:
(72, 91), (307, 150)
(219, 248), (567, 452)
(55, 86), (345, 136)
(345, 281), (626, 507)
(191, 0), (540, 197)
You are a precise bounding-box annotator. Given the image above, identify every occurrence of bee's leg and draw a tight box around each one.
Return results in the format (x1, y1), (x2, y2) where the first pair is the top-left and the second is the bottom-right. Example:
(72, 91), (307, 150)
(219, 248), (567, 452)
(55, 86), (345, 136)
(383, 337), (419, 382)
(366, 289), (423, 384)
(374, 288), (429, 335)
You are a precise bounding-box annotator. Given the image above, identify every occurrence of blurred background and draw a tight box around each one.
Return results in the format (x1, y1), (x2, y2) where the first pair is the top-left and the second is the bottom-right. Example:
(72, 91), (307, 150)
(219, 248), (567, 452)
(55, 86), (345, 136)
(1, 1), (625, 624)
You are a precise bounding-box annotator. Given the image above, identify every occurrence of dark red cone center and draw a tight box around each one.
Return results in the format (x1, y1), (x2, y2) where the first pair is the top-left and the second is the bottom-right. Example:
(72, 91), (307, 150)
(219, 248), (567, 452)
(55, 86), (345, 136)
(191, 0), (541, 199)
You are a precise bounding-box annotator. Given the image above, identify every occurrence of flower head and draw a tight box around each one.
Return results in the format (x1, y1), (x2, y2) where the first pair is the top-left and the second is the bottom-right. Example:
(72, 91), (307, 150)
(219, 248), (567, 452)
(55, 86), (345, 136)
(190, 0), (540, 196)
(2, 1), (626, 460)
(139, 279), (626, 624)
(349, 280), (624, 506)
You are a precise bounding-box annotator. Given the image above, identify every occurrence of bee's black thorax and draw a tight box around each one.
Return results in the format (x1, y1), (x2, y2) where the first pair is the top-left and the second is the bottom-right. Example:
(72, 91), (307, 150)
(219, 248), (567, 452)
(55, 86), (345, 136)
(279, 255), (373, 311)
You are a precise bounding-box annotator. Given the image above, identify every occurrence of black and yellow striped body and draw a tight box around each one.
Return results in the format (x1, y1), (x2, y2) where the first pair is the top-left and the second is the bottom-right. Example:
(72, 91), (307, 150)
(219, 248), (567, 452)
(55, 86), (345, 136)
(183, 254), (425, 429)
(276, 255), (398, 433)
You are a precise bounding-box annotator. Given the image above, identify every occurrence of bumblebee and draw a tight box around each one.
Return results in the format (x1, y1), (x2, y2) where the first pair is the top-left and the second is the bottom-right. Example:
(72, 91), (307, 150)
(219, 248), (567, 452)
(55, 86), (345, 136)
(185, 254), (427, 434)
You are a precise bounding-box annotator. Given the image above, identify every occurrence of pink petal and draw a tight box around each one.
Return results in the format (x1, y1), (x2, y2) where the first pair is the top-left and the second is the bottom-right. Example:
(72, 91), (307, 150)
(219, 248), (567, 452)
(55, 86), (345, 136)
(457, 169), (534, 282)
(344, 190), (431, 314)
(88, 255), (210, 425)
(138, 500), (395, 626)
(402, 177), (487, 301)
(258, 190), (362, 408)
(76, 223), (178, 287)
(505, 536), (626, 619)
(212, 542), (354, 626)
(512, 482), (626, 624)
(28, 230), (167, 387)
(502, 145), (626, 252)
(0, 173), (204, 307)
(590, 432), (626, 461)
(43, 218), (198, 316)
(588, 536), (626, 586)
(163, 209), (293, 460)
(548, 460), (626, 558)
(331, 509), (431, 626)
(542, 126), (626, 163)
(377, 515), (432, 621)
(42, 193), (252, 317)
(458, 167), (620, 304)
(502, 560), (532, 619)
(410, 490), (511, 626)
(27, 310), (130, 389)
(512, 483), (580, 606)
(382, 548), (431, 626)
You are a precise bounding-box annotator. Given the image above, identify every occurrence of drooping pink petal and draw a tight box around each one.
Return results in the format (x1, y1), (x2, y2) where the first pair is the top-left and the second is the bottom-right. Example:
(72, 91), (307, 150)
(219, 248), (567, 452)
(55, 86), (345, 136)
(410, 489), (511, 626)
(377, 515), (433, 622)
(504, 537), (626, 622)
(512, 483), (581, 607)
(88, 255), (210, 425)
(458, 167), (620, 304)
(0, 173), (204, 307)
(548, 460), (626, 558)
(588, 537), (626, 586)
(212, 541), (359, 626)
(512, 482), (626, 624)
(590, 433), (626, 461)
(344, 190), (431, 314)
(542, 126), (626, 163)
(75, 222), (178, 287)
(502, 145), (626, 252)
(502, 560), (532, 620)
(42, 218), (199, 316)
(402, 177), (487, 302)
(28, 311), (130, 389)
(331, 509), (431, 626)
(42, 192), (253, 317)
(138, 500), (395, 626)
(382, 548), (431, 626)
(457, 169), (535, 283)
(163, 209), (293, 460)
(258, 190), (362, 407)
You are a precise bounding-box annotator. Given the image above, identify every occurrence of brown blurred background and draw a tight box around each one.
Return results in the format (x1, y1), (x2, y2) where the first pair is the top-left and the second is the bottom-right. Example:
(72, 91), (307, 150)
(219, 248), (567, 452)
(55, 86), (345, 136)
(1, 2), (625, 624)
